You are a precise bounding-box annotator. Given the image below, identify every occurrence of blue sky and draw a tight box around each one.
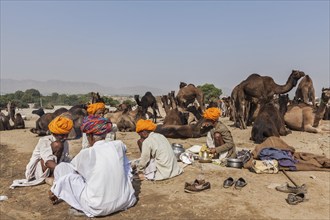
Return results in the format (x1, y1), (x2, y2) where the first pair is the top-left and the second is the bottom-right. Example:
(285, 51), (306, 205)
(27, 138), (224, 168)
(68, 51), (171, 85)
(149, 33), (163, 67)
(1, 1), (329, 96)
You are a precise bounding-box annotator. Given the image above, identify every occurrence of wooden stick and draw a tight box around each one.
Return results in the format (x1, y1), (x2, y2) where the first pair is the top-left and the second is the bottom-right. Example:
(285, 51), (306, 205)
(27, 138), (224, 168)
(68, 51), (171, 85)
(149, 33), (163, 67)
(282, 170), (298, 187)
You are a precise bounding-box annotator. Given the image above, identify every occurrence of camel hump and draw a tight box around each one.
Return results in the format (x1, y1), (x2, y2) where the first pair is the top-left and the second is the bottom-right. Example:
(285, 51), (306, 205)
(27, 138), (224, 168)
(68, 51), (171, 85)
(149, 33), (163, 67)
(145, 91), (152, 96)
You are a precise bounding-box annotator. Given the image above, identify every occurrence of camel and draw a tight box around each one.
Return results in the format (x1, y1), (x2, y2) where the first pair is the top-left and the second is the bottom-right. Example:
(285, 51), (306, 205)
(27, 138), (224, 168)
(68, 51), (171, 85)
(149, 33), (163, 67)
(251, 100), (291, 144)
(0, 111), (12, 131)
(293, 75), (315, 106)
(155, 118), (211, 139)
(30, 107), (69, 136)
(134, 92), (161, 123)
(176, 82), (205, 112)
(13, 113), (25, 129)
(160, 95), (188, 125)
(232, 70), (305, 129)
(284, 88), (330, 133)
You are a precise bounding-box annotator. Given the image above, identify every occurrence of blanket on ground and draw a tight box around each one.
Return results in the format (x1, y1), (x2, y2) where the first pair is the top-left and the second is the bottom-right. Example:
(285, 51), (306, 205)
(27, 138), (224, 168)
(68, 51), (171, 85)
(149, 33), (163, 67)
(244, 136), (330, 171)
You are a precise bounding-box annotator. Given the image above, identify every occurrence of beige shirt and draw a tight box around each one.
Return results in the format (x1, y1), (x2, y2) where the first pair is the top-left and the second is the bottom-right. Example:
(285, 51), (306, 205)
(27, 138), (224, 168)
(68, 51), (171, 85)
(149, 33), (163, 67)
(137, 132), (183, 180)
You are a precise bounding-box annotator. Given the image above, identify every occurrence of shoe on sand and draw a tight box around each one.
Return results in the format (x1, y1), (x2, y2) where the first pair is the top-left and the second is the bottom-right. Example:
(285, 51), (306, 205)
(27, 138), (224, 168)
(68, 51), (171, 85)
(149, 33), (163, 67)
(276, 183), (307, 194)
(234, 177), (247, 190)
(286, 193), (305, 205)
(223, 177), (235, 188)
(184, 181), (211, 193)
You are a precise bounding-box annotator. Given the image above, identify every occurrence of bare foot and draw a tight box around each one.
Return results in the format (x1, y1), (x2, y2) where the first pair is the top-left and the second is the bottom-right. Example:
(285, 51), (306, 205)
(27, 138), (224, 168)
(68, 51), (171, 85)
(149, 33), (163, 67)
(48, 190), (60, 205)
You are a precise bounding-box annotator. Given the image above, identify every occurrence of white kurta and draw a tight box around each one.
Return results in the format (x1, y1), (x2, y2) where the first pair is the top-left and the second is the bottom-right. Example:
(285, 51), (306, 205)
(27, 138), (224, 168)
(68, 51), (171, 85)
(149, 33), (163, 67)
(10, 135), (70, 188)
(137, 132), (183, 181)
(51, 140), (136, 217)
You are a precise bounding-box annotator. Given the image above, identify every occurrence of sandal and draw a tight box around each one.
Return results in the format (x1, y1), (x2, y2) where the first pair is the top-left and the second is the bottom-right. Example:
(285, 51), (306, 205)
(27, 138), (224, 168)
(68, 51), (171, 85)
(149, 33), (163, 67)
(223, 177), (235, 188)
(286, 193), (305, 205)
(234, 177), (247, 189)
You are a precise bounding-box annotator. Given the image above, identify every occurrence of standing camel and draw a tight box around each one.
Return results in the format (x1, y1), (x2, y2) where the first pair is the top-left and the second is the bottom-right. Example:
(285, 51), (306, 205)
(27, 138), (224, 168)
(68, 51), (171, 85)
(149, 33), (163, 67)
(176, 82), (205, 112)
(134, 91), (161, 123)
(232, 70), (305, 129)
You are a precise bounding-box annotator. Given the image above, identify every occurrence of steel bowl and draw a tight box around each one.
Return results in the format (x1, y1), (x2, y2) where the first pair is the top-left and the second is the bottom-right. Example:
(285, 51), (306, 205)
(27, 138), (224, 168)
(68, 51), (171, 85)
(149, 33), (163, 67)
(172, 143), (185, 161)
(226, 158), (243, 168)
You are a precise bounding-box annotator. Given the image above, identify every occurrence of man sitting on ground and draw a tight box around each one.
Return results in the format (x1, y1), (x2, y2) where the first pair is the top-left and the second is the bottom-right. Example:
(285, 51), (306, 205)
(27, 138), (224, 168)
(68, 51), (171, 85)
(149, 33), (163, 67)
(135, 119), (183, 181)
(50, 115), (136, 217)
(202, 107), (236, 159)
(10, 116), (73, 188)
(81, 102), (117, 149)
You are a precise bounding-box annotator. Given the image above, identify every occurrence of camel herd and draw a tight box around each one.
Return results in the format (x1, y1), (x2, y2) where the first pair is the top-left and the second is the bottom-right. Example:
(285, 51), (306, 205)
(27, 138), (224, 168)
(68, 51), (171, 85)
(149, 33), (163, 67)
(1, 71), (329, 144)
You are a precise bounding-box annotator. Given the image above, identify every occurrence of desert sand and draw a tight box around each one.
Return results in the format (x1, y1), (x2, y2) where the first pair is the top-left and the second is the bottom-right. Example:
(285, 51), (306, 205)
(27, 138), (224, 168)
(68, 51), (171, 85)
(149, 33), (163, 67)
(0, 106), (329, 220)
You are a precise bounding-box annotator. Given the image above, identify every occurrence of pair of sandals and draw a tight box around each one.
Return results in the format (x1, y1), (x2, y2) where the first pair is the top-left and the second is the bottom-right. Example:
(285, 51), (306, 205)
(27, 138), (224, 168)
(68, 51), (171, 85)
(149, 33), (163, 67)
(223, 177), (247, 189)
(286, 192), (305, 205)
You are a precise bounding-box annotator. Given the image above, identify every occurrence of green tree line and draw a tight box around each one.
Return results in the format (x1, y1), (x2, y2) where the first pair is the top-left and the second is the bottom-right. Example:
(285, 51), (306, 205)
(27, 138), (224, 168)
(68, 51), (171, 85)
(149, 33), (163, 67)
(0, 89), (121, 109)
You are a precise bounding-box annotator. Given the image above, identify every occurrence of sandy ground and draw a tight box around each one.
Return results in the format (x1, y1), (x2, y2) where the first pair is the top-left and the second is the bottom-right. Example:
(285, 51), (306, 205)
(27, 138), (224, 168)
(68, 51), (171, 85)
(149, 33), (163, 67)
(0, 106), (329, 220)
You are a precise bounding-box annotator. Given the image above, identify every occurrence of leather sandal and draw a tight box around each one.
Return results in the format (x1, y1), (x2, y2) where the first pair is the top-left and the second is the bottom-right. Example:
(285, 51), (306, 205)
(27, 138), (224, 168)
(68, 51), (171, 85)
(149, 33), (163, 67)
(286, 193), (305, 205)
(234, 177), (247, 189)
(223, 177), (235, 188)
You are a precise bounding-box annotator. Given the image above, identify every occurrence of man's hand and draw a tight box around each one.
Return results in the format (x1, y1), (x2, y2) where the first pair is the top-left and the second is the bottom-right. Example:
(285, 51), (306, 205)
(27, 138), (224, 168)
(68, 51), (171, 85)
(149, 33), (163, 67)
(209, 148), (216, 154)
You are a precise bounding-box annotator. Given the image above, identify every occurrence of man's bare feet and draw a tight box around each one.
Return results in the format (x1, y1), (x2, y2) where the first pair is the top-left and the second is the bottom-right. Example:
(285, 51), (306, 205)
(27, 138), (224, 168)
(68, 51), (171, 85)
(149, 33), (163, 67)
(48, 190), (60, 205)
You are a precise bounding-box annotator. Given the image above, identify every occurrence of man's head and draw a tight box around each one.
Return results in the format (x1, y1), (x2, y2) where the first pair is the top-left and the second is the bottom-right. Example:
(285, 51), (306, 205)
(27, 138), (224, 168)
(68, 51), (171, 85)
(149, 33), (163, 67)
(48, 116), (74, 141)
(136, 119), (157, 139)
(87, 102), (106, 116)
(201, 107), (222, 129)
(81, 115), (112, 146)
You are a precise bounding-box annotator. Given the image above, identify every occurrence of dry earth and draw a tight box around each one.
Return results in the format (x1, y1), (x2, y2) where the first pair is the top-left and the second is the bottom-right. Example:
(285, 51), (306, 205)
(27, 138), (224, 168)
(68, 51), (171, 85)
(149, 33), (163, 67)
(0, 106), (329, 220)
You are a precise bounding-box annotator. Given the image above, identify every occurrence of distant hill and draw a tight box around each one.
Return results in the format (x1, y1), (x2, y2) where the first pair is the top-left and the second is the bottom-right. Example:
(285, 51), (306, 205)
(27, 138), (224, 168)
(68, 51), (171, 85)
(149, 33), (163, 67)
(0, 79), (167, 96)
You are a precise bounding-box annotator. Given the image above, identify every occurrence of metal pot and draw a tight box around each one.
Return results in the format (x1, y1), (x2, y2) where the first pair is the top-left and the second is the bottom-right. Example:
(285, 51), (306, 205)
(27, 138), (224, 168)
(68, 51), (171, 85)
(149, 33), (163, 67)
(226, 158), (243, 169)
(172, 143), (185, 161)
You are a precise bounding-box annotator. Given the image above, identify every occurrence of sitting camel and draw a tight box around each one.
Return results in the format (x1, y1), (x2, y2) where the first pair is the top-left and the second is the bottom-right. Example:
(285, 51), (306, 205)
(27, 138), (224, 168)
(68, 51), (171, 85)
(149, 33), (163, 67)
(176, 82), (205, 112)
(284, 88), (330, 133)
(293, 75), (315, 106)
(154, 118), (211, 139)
(0, 111), (12, 131)
(134, 91), (161, 123)
(13, 113), (25, 129)
(160, 94), (188, 125)
(251, 99), (291, 144)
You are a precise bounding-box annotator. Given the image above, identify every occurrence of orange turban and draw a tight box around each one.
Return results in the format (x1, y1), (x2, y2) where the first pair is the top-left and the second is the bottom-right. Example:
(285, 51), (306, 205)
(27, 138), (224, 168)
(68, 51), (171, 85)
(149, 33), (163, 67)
(136, 119), (157, 133)
(87, 102), (105, 115)
(48, 116), (73, 134)
(203, 107), (221, 121)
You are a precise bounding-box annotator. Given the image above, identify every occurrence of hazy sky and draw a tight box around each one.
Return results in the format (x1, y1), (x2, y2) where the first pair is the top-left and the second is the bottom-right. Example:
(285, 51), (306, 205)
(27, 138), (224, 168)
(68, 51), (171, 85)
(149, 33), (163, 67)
(1, 1), (329, 96)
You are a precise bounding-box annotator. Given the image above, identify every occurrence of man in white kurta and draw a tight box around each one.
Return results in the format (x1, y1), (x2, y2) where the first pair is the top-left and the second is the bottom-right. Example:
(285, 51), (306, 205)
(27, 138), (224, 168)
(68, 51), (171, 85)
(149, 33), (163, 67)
(51, 116), (136, 217)
(135, 119), (183, 181)
(10, 116), (73, 188)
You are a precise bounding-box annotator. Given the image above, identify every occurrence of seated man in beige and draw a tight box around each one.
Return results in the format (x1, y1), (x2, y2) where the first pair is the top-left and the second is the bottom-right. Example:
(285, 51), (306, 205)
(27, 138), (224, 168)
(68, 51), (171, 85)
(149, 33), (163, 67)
(135, 119), (183, 181)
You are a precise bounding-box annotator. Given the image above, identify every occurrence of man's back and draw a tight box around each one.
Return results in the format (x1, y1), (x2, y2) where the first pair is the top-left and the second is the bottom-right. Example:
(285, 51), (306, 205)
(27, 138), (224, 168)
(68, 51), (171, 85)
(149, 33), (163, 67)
(71, 140), (136, 216)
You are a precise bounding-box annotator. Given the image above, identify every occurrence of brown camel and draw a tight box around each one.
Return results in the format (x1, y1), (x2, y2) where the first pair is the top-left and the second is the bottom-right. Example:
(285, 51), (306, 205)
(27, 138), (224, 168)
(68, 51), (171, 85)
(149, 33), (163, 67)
(232, 70), (305, 129)
(160, 94), (188, 125)
(284, 88), (330, 133)
(176, 82), (205, 112)
(155, 118), (211, 139)
(13, 113), (25, 129)
(251, 100), (291, 144)
(293, 75), (316, 106)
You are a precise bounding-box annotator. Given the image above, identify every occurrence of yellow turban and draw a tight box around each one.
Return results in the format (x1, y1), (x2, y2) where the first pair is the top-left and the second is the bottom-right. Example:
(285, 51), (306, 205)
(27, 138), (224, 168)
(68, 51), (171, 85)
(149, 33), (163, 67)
(136, 119), (157, 133)
(203, 107), (221, 121)
(87, 102), (105, 115)
(48, 116), (73, 134)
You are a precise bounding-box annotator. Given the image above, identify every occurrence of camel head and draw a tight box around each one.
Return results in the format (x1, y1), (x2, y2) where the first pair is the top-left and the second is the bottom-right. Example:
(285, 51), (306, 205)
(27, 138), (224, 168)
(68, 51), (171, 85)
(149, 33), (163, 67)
(290, 70), (305, 86)
(321, 88), (330, 104)
(179, 82), (187, 89)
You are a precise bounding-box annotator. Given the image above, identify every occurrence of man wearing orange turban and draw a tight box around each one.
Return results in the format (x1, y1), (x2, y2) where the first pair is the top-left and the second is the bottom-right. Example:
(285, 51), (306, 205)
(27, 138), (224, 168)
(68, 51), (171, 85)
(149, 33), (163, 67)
(87, 102), (106, 116)
(201, 107), (236, 159)
(134, 119), (183, 181)
(11, 116), (73, 189)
